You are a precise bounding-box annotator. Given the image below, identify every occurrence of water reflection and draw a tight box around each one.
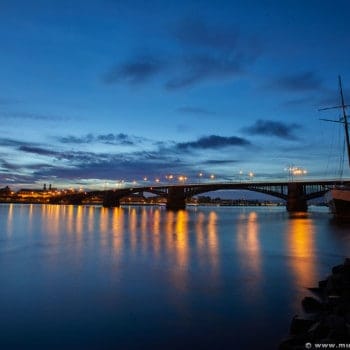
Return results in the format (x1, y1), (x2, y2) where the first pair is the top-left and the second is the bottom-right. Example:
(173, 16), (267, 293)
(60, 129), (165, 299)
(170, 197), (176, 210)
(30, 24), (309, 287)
(111, 207), (124, 255)
(6, 204), (14, 235)
(3, 204), (350, 349)
(286, 213), (317, 294)
(236, 211), (262, 291)
(207, 211), (219, 271)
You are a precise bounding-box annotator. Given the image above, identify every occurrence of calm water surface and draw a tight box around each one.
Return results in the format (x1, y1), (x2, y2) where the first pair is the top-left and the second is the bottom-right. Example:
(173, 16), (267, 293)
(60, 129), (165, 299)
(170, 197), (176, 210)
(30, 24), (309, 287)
(1, 204), (350, 349)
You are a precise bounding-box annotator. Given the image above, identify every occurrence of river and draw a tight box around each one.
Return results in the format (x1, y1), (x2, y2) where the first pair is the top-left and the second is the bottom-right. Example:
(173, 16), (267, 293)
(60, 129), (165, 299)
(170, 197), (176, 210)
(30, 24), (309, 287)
(0, 204), (349, 349)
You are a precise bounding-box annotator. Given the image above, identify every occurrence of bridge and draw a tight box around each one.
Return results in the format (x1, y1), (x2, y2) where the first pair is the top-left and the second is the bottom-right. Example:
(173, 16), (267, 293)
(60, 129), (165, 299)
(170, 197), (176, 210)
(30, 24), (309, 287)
(49, 179), (350, 212)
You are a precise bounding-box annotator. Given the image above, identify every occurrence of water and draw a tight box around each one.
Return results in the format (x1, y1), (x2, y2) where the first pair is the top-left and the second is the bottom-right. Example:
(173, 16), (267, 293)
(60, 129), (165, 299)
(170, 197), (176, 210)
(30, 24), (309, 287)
(1, 204), (350, 349)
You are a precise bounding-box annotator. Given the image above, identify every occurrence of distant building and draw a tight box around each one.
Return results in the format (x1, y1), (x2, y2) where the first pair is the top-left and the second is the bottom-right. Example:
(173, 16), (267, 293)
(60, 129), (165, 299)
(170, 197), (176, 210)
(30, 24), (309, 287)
(0, 186), (11, 196)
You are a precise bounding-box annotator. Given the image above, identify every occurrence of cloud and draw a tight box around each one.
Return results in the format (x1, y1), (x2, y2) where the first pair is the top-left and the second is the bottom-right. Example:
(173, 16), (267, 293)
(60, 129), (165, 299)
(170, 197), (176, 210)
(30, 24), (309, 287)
(58, 133), (140, 146)
(103, 56), (164, 84)
(202, 159), (238, 165)
(58, 134), (94, 144)
(165, 52), (251, 90)
(96, 133), (134, 145)
(19, 145), (60, 157)
(242, 119), (301, 140)
(0, 133), (252, 186)
(32, 151), (187, 181)
(0, 159), (22, 172)
(0, 138), (29, 147)
(176, 135), (251, 150)
(103, 18), (261, 90)
(270, 71), (323, 92)
(167, 19), (260, 89)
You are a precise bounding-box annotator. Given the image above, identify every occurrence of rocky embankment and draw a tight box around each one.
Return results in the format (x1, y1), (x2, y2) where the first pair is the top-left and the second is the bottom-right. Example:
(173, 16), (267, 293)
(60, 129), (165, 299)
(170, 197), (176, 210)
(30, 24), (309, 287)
(280, 258), (350, 349)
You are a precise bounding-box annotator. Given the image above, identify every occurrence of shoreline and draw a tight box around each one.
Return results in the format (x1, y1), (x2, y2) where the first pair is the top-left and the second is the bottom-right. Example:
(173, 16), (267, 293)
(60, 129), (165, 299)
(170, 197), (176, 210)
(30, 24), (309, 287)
(279, 258), (350, 349)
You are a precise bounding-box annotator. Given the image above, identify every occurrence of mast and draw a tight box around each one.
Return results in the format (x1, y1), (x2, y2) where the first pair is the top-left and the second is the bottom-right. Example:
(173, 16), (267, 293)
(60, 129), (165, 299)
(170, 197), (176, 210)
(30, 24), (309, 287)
(338, 76), (350, 168)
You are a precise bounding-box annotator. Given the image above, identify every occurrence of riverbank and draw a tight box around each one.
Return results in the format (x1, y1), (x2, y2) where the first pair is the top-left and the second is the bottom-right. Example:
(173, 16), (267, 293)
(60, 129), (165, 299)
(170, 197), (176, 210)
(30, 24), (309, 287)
(280, 258), (350, 349)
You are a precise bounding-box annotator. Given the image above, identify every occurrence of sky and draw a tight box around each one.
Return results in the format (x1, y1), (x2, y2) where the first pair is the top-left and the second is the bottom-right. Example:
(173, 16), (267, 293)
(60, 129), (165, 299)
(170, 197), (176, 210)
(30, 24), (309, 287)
(0, 0), (350, 190)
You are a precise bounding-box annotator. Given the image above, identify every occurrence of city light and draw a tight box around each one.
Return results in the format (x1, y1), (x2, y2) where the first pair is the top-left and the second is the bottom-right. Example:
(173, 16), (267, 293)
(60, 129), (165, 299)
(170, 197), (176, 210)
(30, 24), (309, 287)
(285, 165), (308, 181)
(178, 175), (187, 183)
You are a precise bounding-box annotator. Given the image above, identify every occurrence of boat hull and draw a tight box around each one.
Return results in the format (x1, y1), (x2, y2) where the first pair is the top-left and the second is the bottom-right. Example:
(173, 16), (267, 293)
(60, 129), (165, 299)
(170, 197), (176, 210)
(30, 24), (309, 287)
(325, 188), (350, 219)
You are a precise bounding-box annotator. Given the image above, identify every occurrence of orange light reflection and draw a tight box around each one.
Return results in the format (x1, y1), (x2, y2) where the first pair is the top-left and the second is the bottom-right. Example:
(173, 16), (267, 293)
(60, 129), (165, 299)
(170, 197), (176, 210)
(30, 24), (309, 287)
(286, 214), (317, 297)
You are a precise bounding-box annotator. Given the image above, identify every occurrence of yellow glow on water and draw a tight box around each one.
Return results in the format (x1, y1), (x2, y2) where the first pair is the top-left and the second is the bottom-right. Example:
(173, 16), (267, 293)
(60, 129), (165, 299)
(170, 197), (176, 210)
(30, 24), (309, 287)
(236, 211), (262, 293)
(207, 211), (219, 270)
(100, 207), (109, 236)
(76, 206), (83, 236)
(7, 203), (14, 234)
(111, 207), (124, 254)
(129, 207), (137, 251)
(175, 210), (189, 268)
(153, 208), (161, 235)
(195, 211), (205, 251)
(286, 214), (317, 291)
(87, 206), (95, 233)
(67, 205), (74, 233)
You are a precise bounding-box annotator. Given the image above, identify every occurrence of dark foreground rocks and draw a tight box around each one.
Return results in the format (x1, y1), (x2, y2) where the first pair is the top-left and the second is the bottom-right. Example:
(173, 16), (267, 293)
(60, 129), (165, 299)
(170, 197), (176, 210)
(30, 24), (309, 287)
(279, 258), (350, 349)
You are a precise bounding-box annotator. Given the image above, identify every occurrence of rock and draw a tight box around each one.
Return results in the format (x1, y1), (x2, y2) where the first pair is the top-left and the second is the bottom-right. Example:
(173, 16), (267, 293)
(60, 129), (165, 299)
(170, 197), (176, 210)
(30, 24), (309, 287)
(302, 296), (323, 313)
(290, 316), (315, 335)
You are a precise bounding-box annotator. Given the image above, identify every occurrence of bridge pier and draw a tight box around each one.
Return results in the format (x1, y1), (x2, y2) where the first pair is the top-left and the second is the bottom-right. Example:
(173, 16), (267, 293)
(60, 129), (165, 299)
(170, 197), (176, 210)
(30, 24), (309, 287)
(166, 187), (186, 211)
(287, 183), (308, 212)
(103, 191), (120, 207)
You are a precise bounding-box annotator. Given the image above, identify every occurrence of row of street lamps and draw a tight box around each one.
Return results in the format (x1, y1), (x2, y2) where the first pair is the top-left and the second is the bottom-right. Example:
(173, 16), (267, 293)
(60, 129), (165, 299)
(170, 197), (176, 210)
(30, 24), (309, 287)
(104, 166), (308, 189)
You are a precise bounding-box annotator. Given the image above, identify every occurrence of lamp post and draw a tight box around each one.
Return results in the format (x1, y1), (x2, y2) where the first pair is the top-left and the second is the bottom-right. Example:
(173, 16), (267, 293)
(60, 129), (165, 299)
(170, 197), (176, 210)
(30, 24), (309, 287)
(198, 172), (203, 184)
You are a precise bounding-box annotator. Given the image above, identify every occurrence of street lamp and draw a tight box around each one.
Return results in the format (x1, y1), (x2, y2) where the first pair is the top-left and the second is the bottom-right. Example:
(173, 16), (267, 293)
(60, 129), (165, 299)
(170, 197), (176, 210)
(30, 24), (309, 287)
(285, 165), (307, 181)
(198, 172), (203, 183)
(239, 170), (243, 182)
(178, 175), (187, 184)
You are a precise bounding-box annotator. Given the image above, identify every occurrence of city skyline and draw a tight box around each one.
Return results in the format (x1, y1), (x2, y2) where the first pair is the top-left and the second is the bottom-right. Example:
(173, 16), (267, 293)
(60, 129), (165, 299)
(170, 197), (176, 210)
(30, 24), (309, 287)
(1, 0), (350, 189)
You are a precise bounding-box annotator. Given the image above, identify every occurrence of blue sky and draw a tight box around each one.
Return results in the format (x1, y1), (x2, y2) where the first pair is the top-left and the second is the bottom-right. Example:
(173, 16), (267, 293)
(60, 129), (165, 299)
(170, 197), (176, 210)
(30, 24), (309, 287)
(0, 0), (350, 189)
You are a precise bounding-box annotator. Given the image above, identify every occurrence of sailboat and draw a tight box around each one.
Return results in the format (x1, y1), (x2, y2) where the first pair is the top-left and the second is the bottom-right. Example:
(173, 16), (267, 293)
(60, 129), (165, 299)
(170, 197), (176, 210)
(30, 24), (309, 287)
(321, 76), (350, 220)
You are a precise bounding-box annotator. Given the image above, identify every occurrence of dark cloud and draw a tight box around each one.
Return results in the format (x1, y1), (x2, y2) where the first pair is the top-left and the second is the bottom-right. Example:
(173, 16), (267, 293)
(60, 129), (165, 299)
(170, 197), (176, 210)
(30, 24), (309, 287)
(97, 133), (134, 145)
(242, 119), (301, 140)
(103, 56), (164, 84)
(167, 19), (260, 89)
(165, 54), (244, 90)
(103, 19), (261, 90)
(202, 159), (238, 165)
(58, 133), (138, 146)
(0, 159), (21, 172)
(19, 145), (60, 157)
(59, 134), (94, 144)
(0, 138), (29, 147)
(176, 106), (215, 115)
(176, 135), (251, 150)
(270, 72), (323, 92)
(0, 133), (251, 186)
(33, 152), (187, 181)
